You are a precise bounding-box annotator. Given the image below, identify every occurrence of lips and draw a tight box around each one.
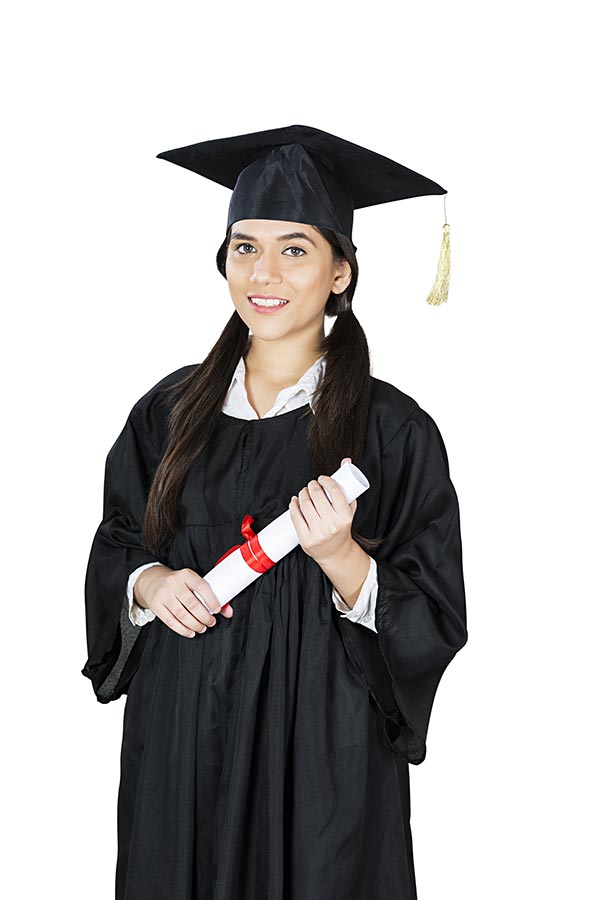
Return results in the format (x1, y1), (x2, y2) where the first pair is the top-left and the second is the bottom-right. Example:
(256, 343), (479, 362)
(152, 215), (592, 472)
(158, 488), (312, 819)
(247, 295), (290, 314)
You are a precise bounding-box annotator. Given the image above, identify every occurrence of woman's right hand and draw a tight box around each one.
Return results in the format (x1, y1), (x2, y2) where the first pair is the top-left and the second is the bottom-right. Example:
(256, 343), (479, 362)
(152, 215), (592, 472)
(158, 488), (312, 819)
(134, 566), (234, 638)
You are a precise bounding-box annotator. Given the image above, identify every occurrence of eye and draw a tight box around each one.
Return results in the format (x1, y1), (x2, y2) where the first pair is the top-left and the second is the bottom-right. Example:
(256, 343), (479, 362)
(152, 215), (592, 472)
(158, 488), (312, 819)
(234, 243), (255, 254)
(283, 246), (306, 257)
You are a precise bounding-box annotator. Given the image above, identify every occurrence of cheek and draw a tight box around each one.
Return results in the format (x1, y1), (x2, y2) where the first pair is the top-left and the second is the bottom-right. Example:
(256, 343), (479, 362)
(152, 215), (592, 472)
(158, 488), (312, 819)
(225, 267), (245, 305)
(295, 268), (331, 307)
(229, 293), (253, 329)
(225, 255), (240, 278)
(226, 258), (249, 292)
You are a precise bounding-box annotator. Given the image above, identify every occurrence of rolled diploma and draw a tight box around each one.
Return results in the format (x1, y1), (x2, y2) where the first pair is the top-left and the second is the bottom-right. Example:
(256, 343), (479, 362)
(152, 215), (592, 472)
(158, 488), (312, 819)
(193, 461), (370, 610)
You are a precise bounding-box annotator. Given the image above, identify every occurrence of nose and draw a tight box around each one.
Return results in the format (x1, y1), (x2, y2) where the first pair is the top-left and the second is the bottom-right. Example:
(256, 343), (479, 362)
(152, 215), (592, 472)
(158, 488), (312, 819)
(249, 247), (283, 286)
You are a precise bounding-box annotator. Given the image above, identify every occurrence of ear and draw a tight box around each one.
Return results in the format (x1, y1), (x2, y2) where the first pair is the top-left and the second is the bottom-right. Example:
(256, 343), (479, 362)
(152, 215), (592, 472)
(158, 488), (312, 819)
(332, 257), (352, 295)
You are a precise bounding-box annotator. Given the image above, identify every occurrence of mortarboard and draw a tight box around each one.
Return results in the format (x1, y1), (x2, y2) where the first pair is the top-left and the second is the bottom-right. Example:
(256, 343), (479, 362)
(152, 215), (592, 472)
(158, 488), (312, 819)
(157, 124), (451, 305)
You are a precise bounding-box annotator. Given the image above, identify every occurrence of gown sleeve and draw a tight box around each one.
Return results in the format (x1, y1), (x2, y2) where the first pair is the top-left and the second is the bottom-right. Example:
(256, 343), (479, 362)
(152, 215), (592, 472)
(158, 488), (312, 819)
(338, 406), (468, 764)
(81, 404), (166, 703)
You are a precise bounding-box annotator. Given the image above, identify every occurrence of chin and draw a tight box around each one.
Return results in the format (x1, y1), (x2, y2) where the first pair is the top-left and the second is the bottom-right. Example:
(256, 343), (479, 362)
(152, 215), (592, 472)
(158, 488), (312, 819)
(249, 323), (290, 336)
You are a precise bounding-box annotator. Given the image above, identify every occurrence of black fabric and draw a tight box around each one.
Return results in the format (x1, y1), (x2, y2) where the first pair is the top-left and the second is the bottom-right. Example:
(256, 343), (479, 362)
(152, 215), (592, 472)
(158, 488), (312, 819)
(156, 124), (447, 251)
(81, 365), (467, 900)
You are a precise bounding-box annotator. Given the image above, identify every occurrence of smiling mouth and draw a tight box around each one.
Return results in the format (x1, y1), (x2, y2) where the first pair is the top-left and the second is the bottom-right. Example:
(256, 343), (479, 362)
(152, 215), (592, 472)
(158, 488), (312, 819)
(247, 296), (290, 310)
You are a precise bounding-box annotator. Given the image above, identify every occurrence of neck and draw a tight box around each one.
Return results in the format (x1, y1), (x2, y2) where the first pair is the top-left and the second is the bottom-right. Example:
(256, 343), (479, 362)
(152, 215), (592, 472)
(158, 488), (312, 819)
(244, 333), (324, 382)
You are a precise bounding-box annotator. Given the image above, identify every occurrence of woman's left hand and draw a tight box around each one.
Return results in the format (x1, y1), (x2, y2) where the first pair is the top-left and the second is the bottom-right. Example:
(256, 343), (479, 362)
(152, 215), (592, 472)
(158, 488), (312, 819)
(288, 457), (357, 566)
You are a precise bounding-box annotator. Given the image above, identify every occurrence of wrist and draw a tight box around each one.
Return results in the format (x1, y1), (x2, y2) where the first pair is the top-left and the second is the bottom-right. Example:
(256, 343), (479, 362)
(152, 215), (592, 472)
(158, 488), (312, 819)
(318, 539), (371, 610)
(319, 537), (361, 569)
(134, 565), (170, 608)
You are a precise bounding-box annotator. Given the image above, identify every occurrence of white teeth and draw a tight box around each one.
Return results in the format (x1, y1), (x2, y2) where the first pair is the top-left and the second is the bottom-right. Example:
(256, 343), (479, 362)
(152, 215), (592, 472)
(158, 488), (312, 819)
(250, 298), (288, 307)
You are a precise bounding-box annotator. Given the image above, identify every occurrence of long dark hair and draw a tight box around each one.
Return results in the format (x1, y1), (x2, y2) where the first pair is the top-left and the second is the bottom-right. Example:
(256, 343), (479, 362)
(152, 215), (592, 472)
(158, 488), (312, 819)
(142, 224), (383, 555)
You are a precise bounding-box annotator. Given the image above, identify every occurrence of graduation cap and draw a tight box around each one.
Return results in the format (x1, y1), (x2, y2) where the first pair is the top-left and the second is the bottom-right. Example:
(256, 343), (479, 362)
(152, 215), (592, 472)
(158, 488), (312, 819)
(157, 124), (451, 305)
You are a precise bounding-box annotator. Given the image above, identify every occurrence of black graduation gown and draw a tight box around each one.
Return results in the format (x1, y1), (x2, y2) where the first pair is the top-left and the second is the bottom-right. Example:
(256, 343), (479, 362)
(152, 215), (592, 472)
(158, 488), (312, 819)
(81, 365), (468, 900)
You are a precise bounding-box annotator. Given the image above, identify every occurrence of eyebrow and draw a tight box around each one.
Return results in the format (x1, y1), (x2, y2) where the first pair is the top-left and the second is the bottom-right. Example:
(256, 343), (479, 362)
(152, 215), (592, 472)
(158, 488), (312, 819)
(230, 230), (318, 248)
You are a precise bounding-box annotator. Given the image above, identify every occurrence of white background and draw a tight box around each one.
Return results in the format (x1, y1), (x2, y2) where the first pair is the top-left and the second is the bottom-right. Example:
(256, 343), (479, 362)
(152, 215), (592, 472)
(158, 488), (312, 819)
(2, 1), (598, 897)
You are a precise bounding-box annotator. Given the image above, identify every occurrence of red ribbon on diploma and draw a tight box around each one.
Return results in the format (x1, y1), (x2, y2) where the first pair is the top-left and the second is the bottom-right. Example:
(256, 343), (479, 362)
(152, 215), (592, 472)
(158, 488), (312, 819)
(214, 514), (276, 607)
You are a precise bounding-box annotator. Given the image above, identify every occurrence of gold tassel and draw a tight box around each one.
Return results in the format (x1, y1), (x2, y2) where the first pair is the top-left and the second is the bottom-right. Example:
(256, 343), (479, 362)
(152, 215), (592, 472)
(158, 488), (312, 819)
(426, 196), (451, 305)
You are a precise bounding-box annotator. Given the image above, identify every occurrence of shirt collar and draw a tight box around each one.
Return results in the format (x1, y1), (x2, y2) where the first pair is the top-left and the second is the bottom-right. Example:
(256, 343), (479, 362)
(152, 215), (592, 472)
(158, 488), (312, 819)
(228, 353), (326, 413)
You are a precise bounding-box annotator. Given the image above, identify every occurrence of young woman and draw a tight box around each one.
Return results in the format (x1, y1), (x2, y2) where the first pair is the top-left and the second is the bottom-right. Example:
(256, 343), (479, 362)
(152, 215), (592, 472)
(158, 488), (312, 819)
(82, 126), (468, 900)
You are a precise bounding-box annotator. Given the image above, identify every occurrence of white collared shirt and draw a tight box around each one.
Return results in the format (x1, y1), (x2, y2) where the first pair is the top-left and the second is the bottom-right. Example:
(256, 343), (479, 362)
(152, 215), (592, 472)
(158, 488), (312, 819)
(127, 354), (378, 632)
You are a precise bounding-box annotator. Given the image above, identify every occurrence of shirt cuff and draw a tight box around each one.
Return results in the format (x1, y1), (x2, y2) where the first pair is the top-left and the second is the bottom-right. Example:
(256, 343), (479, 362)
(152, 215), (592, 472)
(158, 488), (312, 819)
(331, 556), (378, 633)
(126, 562), (164, 626)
